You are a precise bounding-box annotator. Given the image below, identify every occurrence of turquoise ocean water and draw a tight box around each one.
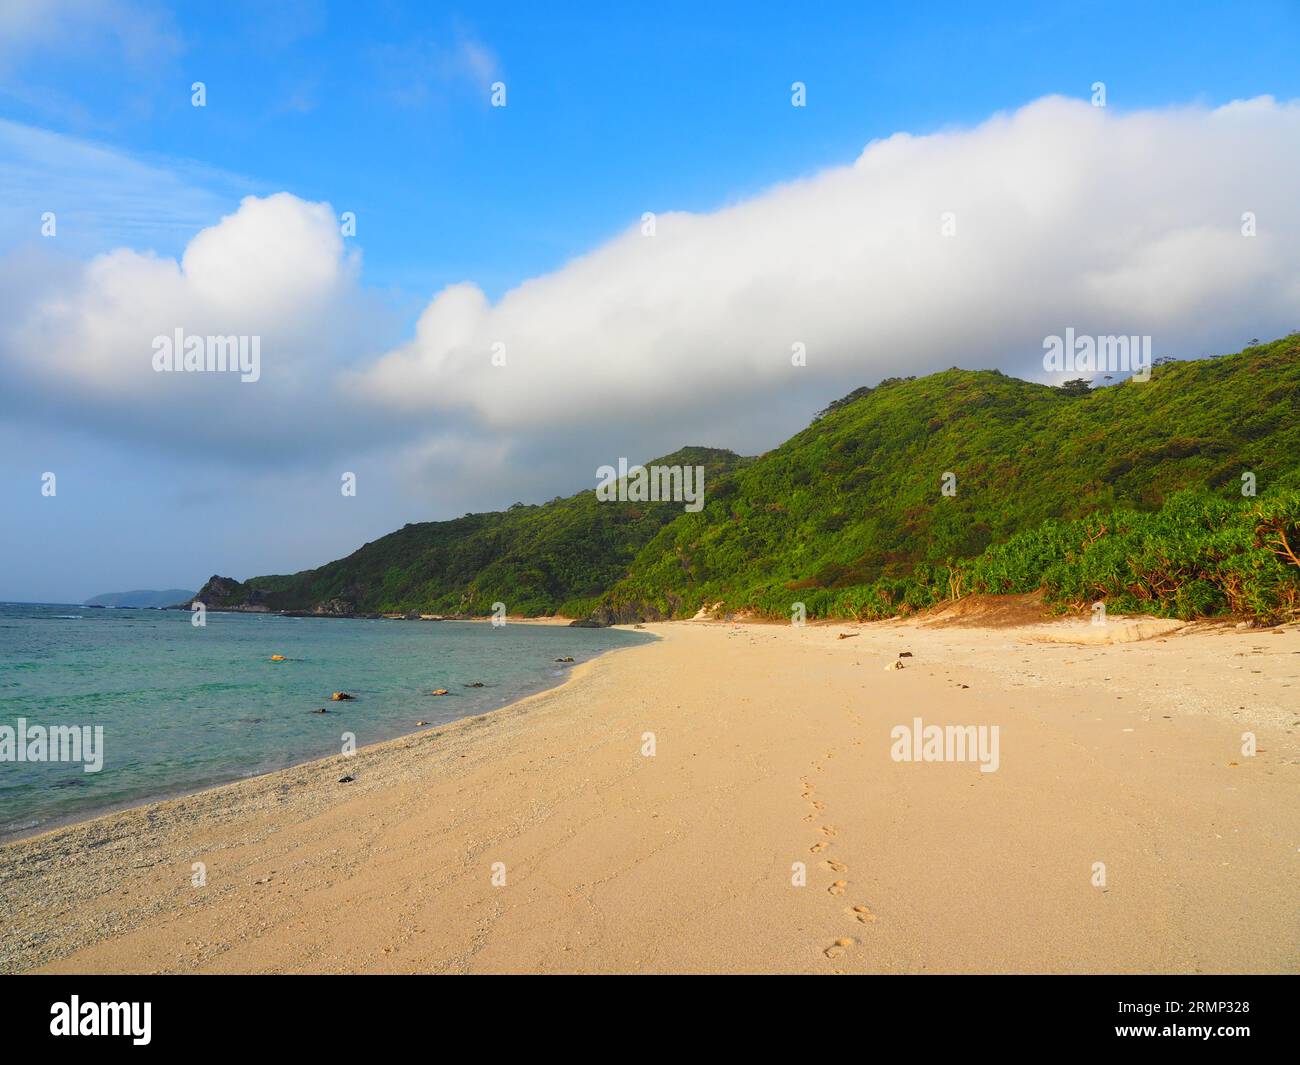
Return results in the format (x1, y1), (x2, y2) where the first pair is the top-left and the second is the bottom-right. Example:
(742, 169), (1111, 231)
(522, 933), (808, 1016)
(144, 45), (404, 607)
(0, 604), (653, 840)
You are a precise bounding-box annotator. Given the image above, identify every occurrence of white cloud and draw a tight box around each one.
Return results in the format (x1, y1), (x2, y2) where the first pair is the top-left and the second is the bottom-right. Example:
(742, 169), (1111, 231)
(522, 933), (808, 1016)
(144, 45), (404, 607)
(354, 95), (1300, 433)
(4, 95), (1299, 482)
(0, 192), (399, 459)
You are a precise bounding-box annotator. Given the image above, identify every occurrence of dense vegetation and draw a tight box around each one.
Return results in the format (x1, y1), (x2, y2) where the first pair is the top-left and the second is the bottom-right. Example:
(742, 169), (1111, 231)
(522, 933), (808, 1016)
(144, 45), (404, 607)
(954, 490), (1300, 621)
(200, 336), (1300, 623)
(199, 447), (751, 617)
(749, 489), (1300, 624)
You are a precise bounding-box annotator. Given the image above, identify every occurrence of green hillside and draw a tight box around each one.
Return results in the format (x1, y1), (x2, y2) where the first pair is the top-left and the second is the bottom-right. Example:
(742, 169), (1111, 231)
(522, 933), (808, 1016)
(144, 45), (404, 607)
(198, 336), (1300, 623)
(197, 446), (751, 617)
(603, 335), (1300, 621)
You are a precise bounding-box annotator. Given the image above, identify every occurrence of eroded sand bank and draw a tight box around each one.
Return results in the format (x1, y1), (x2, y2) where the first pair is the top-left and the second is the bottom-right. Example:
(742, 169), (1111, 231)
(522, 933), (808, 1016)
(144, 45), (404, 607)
(2, 618), (1297, 974)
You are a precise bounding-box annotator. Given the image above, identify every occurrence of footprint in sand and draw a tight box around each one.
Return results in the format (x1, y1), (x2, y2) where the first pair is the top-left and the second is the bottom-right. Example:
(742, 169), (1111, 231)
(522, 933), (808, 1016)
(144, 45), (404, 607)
(828, 880), (848, 895)
(849, 905), (878, 924)
(821, 859), (848, 873)
(824, 937), (855, 959)
(802, 814), (815, 823)
(812, 800), (827, 811)
(810, 841), (829, 853)
(818, 825), (838, 837)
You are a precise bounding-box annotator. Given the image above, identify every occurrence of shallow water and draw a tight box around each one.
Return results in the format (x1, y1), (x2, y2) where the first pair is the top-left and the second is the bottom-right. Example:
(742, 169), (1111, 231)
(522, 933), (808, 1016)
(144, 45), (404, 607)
(0, 604), (653, 839)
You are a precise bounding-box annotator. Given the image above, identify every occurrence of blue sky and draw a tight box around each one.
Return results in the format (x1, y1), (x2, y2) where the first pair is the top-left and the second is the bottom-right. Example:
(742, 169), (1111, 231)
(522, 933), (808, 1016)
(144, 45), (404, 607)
(6, 1), (1299, 301)
(2, 1), (1299, 602)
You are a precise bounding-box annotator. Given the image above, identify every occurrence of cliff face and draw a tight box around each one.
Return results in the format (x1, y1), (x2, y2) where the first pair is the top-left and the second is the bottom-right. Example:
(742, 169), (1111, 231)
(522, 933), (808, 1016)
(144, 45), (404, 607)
(190, 575), (272, 612)
(191, 575), (366, 617)
(313, 597), (357, 616)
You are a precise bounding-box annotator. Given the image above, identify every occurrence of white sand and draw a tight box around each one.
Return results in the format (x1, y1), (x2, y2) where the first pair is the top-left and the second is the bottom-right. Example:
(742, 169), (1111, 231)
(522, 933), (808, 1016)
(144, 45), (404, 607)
(2, 617), (1297, 974)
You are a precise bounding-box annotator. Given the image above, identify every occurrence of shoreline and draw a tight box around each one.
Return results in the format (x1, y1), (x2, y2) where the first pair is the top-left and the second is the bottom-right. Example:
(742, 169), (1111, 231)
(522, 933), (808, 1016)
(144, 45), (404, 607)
(0, 622), (649, 847)
(3, 617), (1297, 975)
(1, 639), (643, 974)
(170, 607), (591, 623)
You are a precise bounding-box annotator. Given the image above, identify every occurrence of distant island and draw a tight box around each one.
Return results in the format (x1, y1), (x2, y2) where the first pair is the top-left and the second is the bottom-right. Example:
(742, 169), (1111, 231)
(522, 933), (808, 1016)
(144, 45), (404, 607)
(84, 589), (196, 609)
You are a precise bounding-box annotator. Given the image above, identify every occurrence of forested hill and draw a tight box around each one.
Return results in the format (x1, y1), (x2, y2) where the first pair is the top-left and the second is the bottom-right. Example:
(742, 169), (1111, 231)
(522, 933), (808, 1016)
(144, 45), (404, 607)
(197, 335), (1300, 624)
(194, 446), (752, 617)
(601, 335), (1300, 621)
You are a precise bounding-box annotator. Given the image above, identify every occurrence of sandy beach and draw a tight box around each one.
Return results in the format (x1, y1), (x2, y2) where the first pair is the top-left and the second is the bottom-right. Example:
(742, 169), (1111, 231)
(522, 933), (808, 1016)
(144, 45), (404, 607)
(2, 615), (1297, 975)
